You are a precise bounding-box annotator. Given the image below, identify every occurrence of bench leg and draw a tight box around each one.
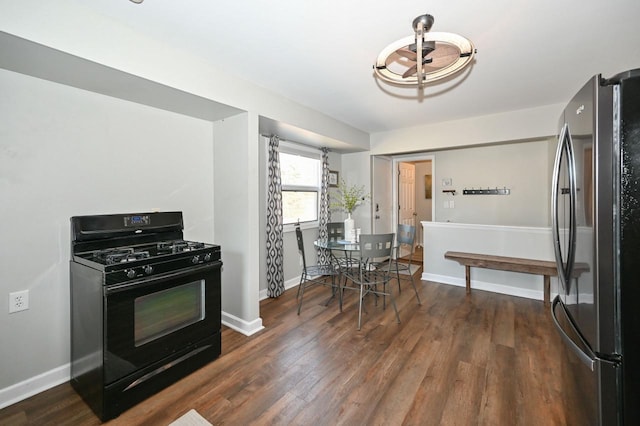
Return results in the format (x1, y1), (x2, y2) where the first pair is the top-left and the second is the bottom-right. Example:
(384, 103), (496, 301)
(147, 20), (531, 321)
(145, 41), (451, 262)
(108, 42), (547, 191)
(543, 275), (550, 306)
(465, 265), (471, 294)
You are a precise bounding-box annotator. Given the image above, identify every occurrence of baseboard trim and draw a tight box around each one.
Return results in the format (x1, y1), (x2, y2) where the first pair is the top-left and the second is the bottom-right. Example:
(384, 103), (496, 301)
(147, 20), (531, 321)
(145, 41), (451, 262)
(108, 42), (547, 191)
(221, 310), (264, 336)
(0, 363), (70, 410)
(259, 276), (300, 301)
(421, 272), (545, 301)
(1, 312), (266, 410)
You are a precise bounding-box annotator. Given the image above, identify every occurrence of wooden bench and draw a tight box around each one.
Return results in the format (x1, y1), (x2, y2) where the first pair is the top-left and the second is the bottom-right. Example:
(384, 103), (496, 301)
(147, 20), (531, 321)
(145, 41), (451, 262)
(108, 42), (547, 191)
(444, 251), (589, 305)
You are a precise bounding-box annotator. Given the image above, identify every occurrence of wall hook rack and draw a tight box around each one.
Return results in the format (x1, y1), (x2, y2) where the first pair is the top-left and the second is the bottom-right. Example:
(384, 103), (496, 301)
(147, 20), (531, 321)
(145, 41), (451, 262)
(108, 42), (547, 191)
(442, 189), (457, 195)
(463, 187), (510, 195)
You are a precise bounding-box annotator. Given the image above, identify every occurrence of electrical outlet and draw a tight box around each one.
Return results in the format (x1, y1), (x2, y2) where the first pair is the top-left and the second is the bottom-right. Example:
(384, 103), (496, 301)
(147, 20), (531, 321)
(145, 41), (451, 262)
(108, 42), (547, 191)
(9, 290), (29, 313)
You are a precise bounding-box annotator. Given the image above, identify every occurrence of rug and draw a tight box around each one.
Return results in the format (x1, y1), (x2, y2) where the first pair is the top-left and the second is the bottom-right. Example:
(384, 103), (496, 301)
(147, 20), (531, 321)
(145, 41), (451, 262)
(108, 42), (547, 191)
(169, 409), (212, 426)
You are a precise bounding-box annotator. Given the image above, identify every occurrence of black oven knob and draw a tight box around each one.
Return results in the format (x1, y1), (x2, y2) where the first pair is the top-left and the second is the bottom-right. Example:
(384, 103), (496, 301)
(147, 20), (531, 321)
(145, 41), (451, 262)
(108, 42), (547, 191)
(191, 255), (200, 264)
(125, 269), (136, 279)
(204, 253), (212, 262)
(144, 265), (154, 275)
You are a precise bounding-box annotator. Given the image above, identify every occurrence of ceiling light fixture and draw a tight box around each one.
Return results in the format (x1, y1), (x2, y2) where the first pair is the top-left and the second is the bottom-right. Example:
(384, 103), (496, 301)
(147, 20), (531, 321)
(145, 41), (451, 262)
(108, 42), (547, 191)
(130, 0), (144, 4)
(374, 14), (476, 89)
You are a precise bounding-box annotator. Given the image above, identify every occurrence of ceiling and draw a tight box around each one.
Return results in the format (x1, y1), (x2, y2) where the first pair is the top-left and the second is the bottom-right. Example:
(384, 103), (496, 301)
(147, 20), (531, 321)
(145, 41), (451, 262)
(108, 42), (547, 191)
(22, 0), (640, 135)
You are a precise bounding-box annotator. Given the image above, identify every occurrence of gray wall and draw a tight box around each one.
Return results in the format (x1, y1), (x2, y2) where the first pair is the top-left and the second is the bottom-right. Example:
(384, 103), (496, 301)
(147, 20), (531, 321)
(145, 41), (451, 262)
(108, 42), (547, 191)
(414, 161), (433, 223)
(213, 112), (261, 324)
(0, 68), (215, 389)
(258, 138), (343, 293)
(433, 139), (554, 226)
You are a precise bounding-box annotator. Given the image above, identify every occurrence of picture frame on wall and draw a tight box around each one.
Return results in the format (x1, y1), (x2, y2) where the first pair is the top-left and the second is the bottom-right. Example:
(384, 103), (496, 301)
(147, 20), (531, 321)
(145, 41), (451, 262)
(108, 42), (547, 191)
(329, 170), (339, 187)
(425, 174), (432, 199)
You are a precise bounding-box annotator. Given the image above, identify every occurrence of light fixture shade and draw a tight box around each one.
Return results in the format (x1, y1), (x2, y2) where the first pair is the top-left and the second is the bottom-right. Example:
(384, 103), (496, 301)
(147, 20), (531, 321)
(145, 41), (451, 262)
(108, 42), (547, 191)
(374, 16), (476, 87)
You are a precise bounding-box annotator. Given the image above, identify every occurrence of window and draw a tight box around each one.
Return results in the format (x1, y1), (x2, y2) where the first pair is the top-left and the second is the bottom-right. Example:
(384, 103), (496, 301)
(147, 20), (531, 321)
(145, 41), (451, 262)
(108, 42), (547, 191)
(279, 148), (321, 226)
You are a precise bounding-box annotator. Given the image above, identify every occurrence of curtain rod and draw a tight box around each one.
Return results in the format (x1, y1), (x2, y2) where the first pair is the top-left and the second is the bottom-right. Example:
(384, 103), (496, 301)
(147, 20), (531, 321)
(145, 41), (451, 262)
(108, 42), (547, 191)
(260, 134), (330, 152)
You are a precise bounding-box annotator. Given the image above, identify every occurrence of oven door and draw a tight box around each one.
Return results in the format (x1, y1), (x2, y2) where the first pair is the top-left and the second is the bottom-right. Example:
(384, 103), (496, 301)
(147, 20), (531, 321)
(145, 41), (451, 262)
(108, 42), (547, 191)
(104, 262), (221, 384)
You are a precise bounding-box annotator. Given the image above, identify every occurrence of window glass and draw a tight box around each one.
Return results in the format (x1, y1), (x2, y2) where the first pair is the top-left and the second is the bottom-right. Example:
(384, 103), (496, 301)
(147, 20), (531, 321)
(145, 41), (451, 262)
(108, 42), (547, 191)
(280, 154), (319, 187)
(279, 151), (320, 225)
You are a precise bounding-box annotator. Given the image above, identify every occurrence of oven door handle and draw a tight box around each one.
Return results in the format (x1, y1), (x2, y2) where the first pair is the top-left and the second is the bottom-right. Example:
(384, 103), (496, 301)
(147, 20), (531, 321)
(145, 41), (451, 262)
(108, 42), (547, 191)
(105, 261), (221, 294)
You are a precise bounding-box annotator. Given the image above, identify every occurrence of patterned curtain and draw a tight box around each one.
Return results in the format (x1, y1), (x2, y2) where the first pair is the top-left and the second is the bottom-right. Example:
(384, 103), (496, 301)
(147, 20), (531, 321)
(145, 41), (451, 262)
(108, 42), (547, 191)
(317, 148), (331, 265)
(266, 135), (285, 298)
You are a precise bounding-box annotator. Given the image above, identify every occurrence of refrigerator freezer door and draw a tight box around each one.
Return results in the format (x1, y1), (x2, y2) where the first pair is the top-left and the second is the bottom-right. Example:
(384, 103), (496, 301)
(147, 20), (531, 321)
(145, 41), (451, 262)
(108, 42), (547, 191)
(551, 296), (599, 425)
(553, 295), (623, 425)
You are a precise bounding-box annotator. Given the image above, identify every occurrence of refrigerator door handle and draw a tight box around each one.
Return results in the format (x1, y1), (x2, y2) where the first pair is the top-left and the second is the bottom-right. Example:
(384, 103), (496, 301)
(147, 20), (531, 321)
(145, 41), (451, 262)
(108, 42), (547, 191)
(551, 123), (578, 287)
(550, 295), (596, 371)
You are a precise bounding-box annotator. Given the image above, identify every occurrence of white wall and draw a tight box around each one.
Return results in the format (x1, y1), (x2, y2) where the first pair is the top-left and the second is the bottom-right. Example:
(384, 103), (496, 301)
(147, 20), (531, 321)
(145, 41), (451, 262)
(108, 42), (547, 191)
(370, 104), (561, 154)
(0, 3), (369, 152)
(0, 69), (214, 399)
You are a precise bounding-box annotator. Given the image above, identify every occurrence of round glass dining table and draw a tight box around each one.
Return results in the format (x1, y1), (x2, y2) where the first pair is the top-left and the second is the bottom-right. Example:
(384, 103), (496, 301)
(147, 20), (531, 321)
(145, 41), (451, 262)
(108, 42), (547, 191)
(314, 239), (363, 273)
(314, 239), (360, 252)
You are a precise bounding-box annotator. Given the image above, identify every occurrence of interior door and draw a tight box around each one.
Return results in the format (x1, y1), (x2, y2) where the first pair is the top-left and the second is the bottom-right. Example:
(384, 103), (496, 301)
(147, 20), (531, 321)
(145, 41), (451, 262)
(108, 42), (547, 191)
(398, 162), (416, 257)
(372, 156), (393, 234)
(398, 162), (416, 227)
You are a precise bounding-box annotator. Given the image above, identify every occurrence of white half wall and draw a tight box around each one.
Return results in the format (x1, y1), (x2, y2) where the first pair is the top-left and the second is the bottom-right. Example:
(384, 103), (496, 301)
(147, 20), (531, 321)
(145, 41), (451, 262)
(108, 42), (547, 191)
(422, 222), (558, 301)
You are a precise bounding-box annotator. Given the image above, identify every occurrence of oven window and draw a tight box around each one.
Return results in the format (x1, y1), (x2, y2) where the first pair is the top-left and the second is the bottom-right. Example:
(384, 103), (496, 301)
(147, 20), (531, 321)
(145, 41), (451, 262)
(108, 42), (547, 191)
(134, 280), (205, 347)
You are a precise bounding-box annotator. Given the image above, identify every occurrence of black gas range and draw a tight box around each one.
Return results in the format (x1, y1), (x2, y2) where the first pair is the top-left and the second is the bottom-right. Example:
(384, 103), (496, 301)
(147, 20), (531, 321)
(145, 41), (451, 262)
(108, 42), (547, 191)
(71, 212), (220, 284)
(70, 212), (222, 421)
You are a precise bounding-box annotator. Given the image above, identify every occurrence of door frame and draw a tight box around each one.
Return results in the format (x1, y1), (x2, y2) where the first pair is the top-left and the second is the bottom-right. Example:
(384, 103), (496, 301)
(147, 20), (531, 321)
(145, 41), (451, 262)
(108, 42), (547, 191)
(371, 155), (393, 234)
(392, 153), (436, 232)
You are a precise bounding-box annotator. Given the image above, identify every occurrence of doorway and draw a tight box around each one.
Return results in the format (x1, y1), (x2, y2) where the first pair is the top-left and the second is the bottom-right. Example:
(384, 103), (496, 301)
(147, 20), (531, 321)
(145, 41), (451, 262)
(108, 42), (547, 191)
(395, 156), (433, 256)
(371, 153), (435, 246)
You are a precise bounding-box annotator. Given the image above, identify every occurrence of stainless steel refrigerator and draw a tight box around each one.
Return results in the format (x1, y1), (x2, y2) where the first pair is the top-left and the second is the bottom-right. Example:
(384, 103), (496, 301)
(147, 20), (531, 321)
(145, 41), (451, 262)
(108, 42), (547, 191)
(551, 69), (640, 425)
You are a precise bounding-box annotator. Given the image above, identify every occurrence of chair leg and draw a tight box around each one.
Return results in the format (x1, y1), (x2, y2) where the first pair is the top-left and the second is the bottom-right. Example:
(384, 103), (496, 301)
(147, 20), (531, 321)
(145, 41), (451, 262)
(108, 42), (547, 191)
(296, 274), (303, 299)
(408, 272), (422, 305)
(323, 275), (340, 308)
(357, 284), (364, 330)
(337, 273), (343, 312)
(388, 281), (401, 324)
(323, 275), (336, 307)
(395, 261), (402, 294)
(297, 274), (307, 315)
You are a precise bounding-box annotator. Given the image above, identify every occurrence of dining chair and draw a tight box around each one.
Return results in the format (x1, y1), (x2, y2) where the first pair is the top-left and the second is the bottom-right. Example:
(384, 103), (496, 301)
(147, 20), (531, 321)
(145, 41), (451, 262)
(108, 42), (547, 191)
(342, 233), (400, 330)
(390, 224), (422, 305)
(326, 221), (360, 274)
(295, 226), (341, 314)
(327, 222), (344, 242)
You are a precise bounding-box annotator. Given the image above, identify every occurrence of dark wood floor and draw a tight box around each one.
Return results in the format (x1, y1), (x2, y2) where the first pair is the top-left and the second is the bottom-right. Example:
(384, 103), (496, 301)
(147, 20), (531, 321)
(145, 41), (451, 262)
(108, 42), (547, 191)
(398, 246), (423, 264)
(0, 275), (570, 425)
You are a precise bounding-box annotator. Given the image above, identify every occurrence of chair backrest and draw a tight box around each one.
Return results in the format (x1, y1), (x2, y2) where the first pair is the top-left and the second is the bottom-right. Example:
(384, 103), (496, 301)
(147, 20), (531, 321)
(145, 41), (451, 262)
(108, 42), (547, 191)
(327, 222), (345, 242)
(397, 224), (416, 248)
(295, 226), (308, 270)
(359, 233), (395, 260)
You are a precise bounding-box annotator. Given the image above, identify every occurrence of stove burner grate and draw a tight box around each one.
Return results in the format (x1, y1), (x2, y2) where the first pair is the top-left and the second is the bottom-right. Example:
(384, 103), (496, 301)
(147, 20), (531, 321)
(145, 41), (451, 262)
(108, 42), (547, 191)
(157, 240), (205, 254)
(94, 248), (151, 265)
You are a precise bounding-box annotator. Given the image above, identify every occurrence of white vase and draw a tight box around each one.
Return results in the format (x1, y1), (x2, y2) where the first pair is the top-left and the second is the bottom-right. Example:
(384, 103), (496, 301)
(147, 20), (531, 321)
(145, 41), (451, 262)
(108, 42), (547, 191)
(344, 213), (355, 242)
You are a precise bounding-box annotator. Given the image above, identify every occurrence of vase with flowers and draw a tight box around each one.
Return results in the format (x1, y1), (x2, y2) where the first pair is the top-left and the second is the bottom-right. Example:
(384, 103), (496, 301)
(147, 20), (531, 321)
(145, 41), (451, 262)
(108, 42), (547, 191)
(330, 179), (370, 242)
